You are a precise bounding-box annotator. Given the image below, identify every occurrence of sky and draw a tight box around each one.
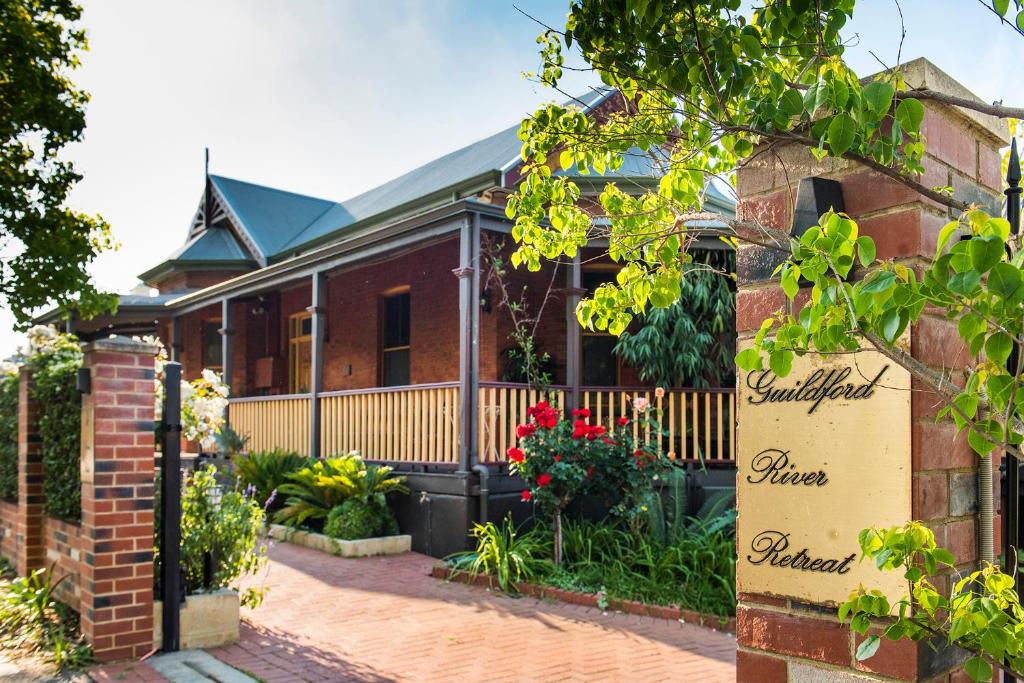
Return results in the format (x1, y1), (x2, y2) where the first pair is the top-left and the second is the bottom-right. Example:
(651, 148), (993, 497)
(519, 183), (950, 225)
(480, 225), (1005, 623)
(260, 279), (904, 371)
(4, 0), (1020, 356)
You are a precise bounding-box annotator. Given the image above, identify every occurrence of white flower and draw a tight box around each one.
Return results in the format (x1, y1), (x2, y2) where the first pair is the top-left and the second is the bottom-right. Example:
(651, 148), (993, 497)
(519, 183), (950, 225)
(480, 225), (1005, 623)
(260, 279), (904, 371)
(201, 368), (221, 385)
(633, 396), (649, 413)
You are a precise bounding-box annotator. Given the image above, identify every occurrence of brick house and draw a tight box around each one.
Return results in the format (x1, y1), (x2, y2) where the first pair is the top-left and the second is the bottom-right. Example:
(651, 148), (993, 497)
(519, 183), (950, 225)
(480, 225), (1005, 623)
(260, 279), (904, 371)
(42, 90), (736, 555)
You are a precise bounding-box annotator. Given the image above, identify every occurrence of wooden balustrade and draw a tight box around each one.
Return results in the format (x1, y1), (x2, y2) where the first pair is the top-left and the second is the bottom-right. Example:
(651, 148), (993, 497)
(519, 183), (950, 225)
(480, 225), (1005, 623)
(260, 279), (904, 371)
(478, 383), (567, 463)
(230, 383), (734, 465)
(230, 394), (312, 455)
(580, 387), (735, 463)
(319, 383), (460, 463)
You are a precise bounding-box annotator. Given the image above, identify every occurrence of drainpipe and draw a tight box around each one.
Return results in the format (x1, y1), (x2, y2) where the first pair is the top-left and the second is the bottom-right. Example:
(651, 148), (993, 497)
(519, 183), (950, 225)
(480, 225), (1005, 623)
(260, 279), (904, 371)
(980, 456), (994, 564)
(472, 464), (490, 525)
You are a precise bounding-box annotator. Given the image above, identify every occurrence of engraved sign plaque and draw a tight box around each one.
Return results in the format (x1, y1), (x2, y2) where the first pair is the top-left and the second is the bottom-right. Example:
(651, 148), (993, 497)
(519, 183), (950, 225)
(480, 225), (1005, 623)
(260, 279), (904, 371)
(736, 343), (912, 604)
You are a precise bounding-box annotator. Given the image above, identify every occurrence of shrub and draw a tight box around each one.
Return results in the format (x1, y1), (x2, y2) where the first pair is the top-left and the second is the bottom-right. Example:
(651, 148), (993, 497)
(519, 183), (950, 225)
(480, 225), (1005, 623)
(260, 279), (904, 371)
(156, 465), (269, 608)
(26, 330), (82, 521)
(0, 564), (90, 670)
(0, 370), (18, 502)
(324, 499), (396, 540)
(232, 449), (310, 514)
(274, 454), (407, 529)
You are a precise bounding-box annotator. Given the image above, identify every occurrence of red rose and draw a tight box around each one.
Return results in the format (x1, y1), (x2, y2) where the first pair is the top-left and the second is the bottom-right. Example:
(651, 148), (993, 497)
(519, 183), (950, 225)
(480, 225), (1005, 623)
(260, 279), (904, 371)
(537, 473), (552, 487)
(545, 417), (558, 429)
(572, 408), (591, 418)
(516, 423), (536, 439)
(586, 465), (595, 477)
(521, 490), (532, 502)
(507, 447), (525, 463)
(591, 425), (607, 437)
(602, 437), (614, 445)
(553, 454), (561, 462)
(617, 417), (629, 426)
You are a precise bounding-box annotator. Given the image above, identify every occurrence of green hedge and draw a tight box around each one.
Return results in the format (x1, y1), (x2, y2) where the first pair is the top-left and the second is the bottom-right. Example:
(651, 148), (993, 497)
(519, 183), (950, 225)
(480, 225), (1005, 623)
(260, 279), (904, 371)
(29, 337), (83, 521)
(0, 372), (18, 502)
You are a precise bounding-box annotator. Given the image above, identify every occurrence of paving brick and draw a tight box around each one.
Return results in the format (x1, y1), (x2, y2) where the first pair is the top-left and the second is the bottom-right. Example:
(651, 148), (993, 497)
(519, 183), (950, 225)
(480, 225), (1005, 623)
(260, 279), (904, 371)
(204, 543), (736, 681)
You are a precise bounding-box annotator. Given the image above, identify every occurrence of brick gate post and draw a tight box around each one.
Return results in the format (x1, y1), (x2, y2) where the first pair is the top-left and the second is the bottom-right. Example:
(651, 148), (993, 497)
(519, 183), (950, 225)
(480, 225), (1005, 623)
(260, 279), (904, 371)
(78, 337), (160, 662)
(734, 59), (1008, 681)
(15, 366), (44, 577)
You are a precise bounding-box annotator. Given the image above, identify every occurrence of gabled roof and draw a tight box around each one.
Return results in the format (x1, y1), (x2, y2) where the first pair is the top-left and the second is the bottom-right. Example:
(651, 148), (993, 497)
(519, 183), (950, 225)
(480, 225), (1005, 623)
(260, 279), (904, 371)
(140, 87), (737, 281)
(170, 225), (253, 262)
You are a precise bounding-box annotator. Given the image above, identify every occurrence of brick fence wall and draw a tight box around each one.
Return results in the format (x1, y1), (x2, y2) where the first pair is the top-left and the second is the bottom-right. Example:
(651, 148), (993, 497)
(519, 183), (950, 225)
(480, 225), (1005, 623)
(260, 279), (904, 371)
(0, 336), (159, 663)
(734, 59), (1007, 682)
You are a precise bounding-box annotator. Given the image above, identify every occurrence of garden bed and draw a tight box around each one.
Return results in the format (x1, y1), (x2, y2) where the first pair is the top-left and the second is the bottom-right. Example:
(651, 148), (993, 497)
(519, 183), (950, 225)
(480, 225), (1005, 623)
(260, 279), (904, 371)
(431, 566), (736, 634)
(267, 524), (411, 557)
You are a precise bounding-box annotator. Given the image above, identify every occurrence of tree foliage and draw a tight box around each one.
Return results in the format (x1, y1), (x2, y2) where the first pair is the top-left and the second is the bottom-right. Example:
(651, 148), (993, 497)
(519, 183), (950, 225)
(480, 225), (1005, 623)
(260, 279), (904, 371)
(614, 249), (735, 387)
(507, 0), (1021, 333)
(0, 0), (117, 324)
(842, 522), (1024, 682)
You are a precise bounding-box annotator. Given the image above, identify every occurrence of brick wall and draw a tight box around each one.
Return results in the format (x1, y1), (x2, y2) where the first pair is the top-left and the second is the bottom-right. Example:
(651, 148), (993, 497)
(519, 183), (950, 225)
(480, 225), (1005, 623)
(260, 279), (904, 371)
(45, 516), (83, 611)
(0, 500), (16, 564)
(734, 60), (1006, 682)
(78, 338), (159, 662)
(16, 367), (44, 577)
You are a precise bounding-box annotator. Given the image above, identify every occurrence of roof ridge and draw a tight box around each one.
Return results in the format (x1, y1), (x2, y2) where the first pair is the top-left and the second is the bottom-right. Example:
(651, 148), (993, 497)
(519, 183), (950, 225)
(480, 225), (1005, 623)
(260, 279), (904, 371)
(209, 174), (340, 206)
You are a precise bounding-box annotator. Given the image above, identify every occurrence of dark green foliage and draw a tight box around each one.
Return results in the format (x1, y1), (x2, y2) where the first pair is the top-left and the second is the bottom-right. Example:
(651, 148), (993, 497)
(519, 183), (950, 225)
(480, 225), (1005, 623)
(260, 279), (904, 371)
(28, 336), (82, 521)
(274, 454), (407, 530)
(215, 424), (250, 457)
(614, 250), (735, 388)
(0, 0), (117, 324)
(323, 499), (397, 540)
(231, 449), (311, 514)
(0, 373), (18, 502)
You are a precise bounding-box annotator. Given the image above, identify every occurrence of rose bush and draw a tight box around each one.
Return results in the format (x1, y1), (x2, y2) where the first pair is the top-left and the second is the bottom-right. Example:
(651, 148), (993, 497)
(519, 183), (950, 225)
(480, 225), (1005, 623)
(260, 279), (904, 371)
(510, 396), (671, 562)
(146, 337), (229, 450)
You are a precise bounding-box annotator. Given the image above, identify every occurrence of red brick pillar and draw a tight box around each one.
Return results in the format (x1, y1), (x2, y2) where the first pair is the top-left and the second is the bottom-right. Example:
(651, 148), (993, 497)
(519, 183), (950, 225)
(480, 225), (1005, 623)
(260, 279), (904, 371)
(734, 59), (1007, 682)
(78, 337), (160, 662)
(15, 366), (44, 577)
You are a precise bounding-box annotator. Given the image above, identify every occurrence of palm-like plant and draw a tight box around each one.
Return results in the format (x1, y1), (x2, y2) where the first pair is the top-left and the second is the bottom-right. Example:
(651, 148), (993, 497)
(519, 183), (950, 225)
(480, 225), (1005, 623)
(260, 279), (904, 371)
(231, 449), (311, 512)
(274, 453), (407, 528)
(446, 516), (551, 592)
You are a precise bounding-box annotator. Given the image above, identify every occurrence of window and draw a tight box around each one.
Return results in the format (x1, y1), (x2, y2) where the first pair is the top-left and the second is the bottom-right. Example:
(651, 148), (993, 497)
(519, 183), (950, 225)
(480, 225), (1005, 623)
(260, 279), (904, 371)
(288, 312), (312, 394)
(381, 291), (410, 387)
(581, 269), (619, 387)
(202, 320), (222, 369)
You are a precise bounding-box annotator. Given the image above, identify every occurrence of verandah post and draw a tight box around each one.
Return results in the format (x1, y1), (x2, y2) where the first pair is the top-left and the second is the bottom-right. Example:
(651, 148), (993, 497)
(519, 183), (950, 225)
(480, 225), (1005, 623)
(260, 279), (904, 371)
(219, 298), (233, 422)
(308, 271), (326, 458)
(564, 252), (583, 412)
(170, 315), (182, 363)
(454, 213), (480, 471)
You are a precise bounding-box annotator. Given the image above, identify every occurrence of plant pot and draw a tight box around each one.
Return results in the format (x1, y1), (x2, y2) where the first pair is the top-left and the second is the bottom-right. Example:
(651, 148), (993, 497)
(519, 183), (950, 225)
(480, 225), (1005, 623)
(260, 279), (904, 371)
(267, 524), (411, 557)
(153, 588), (240, 649)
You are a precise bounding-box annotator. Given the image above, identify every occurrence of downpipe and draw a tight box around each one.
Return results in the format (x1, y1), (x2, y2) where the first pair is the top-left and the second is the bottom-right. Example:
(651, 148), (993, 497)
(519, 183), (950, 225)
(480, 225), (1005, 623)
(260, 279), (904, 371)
(979, 453), (994, 564)
(472, 464), (490, 525)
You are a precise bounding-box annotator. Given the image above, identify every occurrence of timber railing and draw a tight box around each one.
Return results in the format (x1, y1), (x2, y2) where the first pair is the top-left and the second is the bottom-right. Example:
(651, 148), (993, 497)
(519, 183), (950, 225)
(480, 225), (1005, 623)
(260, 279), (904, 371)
(229, 382), (734, 465)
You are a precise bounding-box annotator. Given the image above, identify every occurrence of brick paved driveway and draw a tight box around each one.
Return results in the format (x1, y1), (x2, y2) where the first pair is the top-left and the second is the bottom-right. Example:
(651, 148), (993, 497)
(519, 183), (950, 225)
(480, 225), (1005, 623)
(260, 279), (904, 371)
(207, 541), (736, 682)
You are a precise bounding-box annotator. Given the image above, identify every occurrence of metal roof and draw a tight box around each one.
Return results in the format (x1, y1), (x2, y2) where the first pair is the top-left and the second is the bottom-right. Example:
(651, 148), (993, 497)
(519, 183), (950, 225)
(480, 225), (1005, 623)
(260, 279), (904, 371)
(169, 225), (253, 261)
(141, 88), (736, 276)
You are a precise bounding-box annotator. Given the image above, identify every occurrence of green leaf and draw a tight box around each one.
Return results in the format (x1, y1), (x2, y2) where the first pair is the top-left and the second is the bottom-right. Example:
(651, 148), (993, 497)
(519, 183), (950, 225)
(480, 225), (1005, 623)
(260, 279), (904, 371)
(769, 350), (793, 377)
(862, 81), (895, 115)
(861, 271), (896, 294)
(736, 347), (763, 372)
(896, 98), (925, 133)
(781, 265), (800, 299)
(880, 308), (901, 343)
(827, 113), (857, 157)
(985, 332), (1013, 365)
(935, 221), (960, 255)
(779, 89), (804, 117)
(948, 271), (981, 296)
(739, 33), (763, 59)
(856, 635), (881, 661)
(1019, 10), (1024, 32)
(988, 262), (1021, 299)
(994, 0), (1010, 16)
(855, 236), (876, 267)
(968, 236), (1004, 273)
(964, 656), (992, 682)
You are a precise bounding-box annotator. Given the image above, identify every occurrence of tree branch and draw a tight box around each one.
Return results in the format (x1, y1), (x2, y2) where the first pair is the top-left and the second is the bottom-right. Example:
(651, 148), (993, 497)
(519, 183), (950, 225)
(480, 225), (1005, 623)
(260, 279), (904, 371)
(898, 88), (1024, 120)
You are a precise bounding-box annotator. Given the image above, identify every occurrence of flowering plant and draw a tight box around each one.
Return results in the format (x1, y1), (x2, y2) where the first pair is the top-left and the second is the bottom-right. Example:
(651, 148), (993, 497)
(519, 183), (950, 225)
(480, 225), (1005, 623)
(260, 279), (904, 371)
(145, 337), (230, 450)
(510, 394), (672, 562)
